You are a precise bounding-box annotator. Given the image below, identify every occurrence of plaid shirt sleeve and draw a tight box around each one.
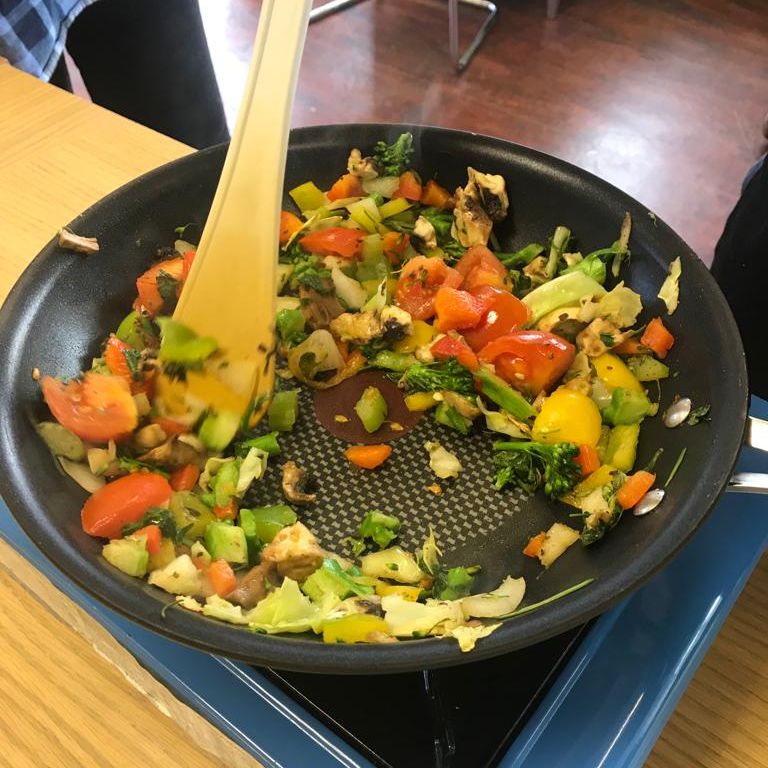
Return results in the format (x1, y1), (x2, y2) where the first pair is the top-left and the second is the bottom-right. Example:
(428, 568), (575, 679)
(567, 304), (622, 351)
(0, 0), (95, 79)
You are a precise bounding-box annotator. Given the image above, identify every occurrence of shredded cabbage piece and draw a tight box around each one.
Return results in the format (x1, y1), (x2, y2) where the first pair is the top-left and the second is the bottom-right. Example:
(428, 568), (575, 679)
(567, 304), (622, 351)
(657, 257), (681, 314)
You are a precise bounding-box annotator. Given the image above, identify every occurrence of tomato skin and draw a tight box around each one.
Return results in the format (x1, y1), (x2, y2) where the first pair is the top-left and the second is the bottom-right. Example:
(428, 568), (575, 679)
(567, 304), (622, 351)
(170, 464), (200, 492)
(81, 473), (173, 539)
(430, 335), (480, 371)
(133, 257), (185, 316)
(463, 286), (530, 351)
(478, 330), (575, 395)
(104, 335), (134, 384)
(299, 227), (366, 259)
(395, 256), (462, 320)
(42, 373), (139, 443)
(455, 246), (507, 291)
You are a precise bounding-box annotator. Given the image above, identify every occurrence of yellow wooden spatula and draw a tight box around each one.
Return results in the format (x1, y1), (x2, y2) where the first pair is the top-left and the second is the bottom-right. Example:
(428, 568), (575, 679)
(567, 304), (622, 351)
(172, 0), (311, 428)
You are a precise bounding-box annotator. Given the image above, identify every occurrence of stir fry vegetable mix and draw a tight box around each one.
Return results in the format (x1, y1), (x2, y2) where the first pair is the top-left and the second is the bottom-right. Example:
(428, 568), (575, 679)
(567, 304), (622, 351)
(36, 134), (695, 652)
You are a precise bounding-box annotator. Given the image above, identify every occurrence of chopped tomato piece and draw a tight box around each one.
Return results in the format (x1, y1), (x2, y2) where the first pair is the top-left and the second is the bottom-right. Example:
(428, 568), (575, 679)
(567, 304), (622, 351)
(41, 372), (138, 443)
(463, 286), (530, 351)
(420, 179), (453, 209)
(134, 257), (185, 316)
(170, 464), (200, 492)
(478, 330), (575, 395)
(395, 256), (462, 320)
(523, 532), (546, 558)
(299, 227), (366, 259)
(327, 173), (364, 201)
(279, 211), (304, 245)
(616, 471), (656, 509)
(81, 473), (173, 539)
(392, 170), (422, 201)
(344, 444), (392, 469)
(640, 317), (675, 359)
(382, 231), (410, 265)
(576, 444), (601, 477)
(612, 336), (651, 356)
(104, 334), (135, 385)
(133, 524), (162, 555)
(433, 287), (492, 332)
(208, 559), (237, 597)
(430, 335), (479, 371)
(455, 245), (507, 291)
(181, 248), (196, 282)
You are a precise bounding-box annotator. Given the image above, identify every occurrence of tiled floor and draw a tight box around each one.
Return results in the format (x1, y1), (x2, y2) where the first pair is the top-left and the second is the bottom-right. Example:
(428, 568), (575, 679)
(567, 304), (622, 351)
(199, 0), (768, 265)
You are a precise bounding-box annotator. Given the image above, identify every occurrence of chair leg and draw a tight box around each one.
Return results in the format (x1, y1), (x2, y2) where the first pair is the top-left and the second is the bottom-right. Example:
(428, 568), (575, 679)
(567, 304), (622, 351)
(546, 0), (561, 19)
(448, 0), (499, 73)
(309, 0), (370, 23)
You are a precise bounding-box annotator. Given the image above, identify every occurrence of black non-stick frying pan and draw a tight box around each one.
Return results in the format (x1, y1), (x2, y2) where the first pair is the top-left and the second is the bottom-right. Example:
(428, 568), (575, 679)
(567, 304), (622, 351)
(0, 125), (749, 674)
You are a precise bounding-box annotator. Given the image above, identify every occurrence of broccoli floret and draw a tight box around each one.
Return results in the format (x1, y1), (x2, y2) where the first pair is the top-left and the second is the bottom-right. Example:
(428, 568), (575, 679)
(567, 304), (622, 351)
(373, 132), (414, 176)
(493, 440), (581, 499)
(289, 254), (332, 294)
(397, 359), (475, 396)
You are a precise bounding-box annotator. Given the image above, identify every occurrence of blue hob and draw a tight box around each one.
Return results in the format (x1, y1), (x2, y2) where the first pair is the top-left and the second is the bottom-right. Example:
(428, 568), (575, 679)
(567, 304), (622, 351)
(3, 399), (767, 768)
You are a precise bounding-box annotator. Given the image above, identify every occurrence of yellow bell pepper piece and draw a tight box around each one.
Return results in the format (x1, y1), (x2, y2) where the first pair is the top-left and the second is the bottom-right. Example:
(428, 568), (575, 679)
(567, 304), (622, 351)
(395, 320), (437, 353)
(404, 392), (438, 412)
(593, 353), (644, 393)
(375, 583), (422, 601)
(186, 370), (252, 415)
(532, 387), (603, 447)
(154, 374), (189, 416)
(322, 613), (390, 644)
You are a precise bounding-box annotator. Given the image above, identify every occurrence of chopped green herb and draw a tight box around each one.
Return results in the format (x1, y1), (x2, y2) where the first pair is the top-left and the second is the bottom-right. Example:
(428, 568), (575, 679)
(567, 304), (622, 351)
(664, 447), (687, 487)
(687, 405), (711, 426)
(499, 578), (595, 618)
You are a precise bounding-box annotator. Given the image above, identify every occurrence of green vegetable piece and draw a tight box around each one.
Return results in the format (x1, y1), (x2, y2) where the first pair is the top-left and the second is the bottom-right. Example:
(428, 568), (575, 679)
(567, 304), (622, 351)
(359, 510), (401, 550)
(474, 367), (536, 422)
(626, 355), (670, 382)
(398, 359), (475, 396)
(687, 404), (711, 426)
(356, 236), (389, 281)
(494, 440), (581, 499)
(102, 537), (149, 578)
(268, 390), (299, 432)
(377, 197), (413, 221)
(237, 508), (263, 565)
(603, 423), (641, 472)
(198, 409), (241, 451)
(369, 350), (417, 372)
(36, 422), (85, 461)
(497, 243), (544, 269)
(602, 387), (653, 426)
(360, 546), (425, 584)
(156, 317), (217, 366)
(276, 309), (307, 348)
(372, 132), (414, 176)
(169, 491), (217, 542)
(432, 565), (480, 601)
(204, 522), (248, 565)
(301, 558), (374, 603)
(241, 505), (297, 544)
(115, 310), (157, 350)
(289, 181), (326, 212)
(560, 252), (607, 284)
(235, 432), (281, 457)
(212, 460), (239, 508)
(434, 402), (472, 435)
(354, 386), (388, 433)
(545, 225), (571, 279)
(522, 271), (606, 323)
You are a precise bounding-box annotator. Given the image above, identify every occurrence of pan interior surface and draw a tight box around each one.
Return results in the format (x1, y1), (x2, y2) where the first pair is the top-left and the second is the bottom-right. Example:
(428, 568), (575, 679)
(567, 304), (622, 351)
(0, 125), (747, 673)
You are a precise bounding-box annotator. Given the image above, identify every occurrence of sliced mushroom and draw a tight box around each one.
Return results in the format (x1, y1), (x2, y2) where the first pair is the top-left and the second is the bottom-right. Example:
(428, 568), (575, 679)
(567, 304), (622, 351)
(299, 285), (346, 330)
(58, 227), (99, 254)
(227, 561), (278, 609)
(138, 435), (203, 467)
(281, 461), (317, 504)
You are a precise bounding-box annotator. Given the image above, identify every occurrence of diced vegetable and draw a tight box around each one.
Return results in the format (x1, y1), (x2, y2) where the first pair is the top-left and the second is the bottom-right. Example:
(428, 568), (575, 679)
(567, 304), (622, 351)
(323, 614), (390, 644)
(640, 317), (675, 359)
(369, 350), (417, 372)
(603, 424), (640, 472)
(208, 559), (237, 597)
(249, 578), (320, 634)
(360, 546), (425, 584)
(102, 537), (149, 578)
(36, 422), (85, 461)
(302, 559), (374, 603)
(354, 386), (388, 433)
(626, 354), (670, 382)
(474, 367), (537, 422)
(330, 266), (368, 309)
(425, 441), (462, 479)
(381, 595), (463, 637)
(601, 387), (654, 426)
(289, 181), (326, 212)
(576, 444), (601, 476)
(537, 523), (580, 568)
(616, 470), (656, 509)
(404, 392), (438, 412)
(344, 444), (392, 469)
(434, 402), (472, 435)
(328, 173), (364, 201)
(204, 522), (248, 564)
(239, 505), (297, 544)
(592, 353), (644, 393)
(268, 390), (299, 432)
(156, 317), (217, 366)
(523, 532), (546, 558)
(522, 272), (606, 323)
(347, 197), (382, 233)
(148, 554), (202, 595)
(461, 576), (526, 618)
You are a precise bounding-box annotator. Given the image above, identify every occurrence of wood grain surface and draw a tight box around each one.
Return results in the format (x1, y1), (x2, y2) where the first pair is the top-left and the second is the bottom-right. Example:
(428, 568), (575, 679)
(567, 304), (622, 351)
(1, 57), (767, 768)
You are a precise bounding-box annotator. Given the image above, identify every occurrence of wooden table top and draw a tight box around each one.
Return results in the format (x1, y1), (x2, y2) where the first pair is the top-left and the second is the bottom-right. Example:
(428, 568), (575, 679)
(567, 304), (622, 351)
(0, 60), (766, 768)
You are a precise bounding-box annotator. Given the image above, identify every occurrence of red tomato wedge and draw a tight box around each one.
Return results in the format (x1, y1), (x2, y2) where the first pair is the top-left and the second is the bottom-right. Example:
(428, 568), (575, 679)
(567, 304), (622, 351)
(392, 170), (422, 201)
(463, 286), (530, 351)
(181, 249), (196, 282)
(430, 335), (480, 371)
(299, 227), (366, 259)
(104, 334), (135, 384)
(41, 372), (139, 443)
(133, 256), (185, 316)
(170, 463), (200, 492)
(455, 245), (507, 291)
(279, 211), (303, 245)
(478, 330), (575, 395)
(395, 256), (462, 320)
(133, 524), (162, 555)
(433, 287), (492, 332)
(81, 473), (173, 539)
(327, 173), (363, 201)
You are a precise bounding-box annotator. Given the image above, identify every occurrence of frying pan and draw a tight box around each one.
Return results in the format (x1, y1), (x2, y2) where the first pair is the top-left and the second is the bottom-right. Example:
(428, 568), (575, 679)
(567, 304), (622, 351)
(0, 124), (751, 674)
